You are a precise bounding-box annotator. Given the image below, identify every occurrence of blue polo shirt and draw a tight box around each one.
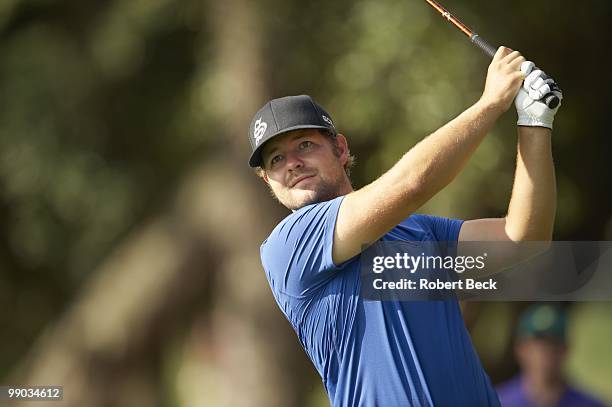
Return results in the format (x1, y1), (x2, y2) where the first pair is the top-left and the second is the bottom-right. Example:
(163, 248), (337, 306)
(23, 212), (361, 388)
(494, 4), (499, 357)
(261, 196), (500, 407)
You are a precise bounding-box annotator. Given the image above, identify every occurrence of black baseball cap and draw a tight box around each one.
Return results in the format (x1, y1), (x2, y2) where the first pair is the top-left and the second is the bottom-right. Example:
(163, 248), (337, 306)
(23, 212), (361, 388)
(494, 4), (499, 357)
(248, 95), (336, 167)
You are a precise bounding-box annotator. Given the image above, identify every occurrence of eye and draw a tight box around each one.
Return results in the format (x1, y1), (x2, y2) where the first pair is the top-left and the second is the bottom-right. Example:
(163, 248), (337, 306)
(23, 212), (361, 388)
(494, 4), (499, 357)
(269, 154), (283, 167)
(299, 140), (313, 149)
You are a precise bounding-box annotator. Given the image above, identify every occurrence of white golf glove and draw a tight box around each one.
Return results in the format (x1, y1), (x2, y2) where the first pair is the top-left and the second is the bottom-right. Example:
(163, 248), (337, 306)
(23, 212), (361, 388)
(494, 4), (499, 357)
(515, 61), (562, 129)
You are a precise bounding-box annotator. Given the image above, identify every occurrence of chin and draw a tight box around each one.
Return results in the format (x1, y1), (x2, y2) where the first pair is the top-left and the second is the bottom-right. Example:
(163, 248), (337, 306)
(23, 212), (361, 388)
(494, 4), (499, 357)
(273, 176), (345, 210)
(284, 190), (319, 210)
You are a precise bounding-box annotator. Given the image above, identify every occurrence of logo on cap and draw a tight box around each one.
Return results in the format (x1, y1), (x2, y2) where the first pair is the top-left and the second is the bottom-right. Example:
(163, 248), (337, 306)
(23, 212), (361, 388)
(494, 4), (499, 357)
(253, 117), (267, 146)
(322, 115), (334, 127)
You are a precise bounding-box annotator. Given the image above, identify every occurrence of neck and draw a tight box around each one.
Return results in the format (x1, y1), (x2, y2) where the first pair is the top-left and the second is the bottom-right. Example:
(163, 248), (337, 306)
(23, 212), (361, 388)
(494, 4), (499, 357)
(522, 372), (565, 407)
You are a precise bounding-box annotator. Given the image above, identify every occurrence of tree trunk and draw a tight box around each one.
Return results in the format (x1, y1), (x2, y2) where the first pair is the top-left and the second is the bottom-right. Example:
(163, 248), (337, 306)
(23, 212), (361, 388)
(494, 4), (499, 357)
(8, 0), (319, 406)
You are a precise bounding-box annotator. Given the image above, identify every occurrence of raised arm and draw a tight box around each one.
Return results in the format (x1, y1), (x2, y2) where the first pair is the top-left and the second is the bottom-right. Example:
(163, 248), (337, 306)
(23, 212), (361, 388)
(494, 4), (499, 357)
(506, 126), (556, 240)
(459, 63), (561, 243)
(458, 127), (555, 243)
(333, 47), (525, 264)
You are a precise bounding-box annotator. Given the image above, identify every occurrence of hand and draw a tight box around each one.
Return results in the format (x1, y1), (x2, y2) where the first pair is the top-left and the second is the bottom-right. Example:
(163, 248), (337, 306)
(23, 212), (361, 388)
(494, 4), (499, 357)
(480, 47), (526, 113)
(515, 61), (562, 129)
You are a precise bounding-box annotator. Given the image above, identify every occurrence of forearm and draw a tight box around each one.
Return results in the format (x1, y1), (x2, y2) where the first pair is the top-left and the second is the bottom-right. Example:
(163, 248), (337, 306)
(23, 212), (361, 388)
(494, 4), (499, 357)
(347, 99), (502, 246)
(505, 126), (556, 240)
(374, 100), (501, 212)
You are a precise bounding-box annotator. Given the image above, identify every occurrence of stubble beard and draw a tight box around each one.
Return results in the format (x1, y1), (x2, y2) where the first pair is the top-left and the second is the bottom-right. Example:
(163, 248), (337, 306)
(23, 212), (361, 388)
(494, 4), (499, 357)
(275, 171), (347, 211)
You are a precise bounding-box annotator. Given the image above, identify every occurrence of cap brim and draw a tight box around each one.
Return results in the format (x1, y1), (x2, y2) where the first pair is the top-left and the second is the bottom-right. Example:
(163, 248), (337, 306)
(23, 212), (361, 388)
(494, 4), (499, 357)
(248, 125), (333, 167)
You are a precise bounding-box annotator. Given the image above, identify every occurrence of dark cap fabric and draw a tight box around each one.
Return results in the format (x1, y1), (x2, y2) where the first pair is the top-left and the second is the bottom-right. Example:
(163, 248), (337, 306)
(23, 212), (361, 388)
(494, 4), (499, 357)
(248, 95), (336, 167)
(516, 304), (567, 341)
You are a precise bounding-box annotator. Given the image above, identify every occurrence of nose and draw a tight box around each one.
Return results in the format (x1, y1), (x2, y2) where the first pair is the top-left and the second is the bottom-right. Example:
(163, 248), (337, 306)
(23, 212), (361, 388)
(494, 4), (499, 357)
(285, 150), (304, 171)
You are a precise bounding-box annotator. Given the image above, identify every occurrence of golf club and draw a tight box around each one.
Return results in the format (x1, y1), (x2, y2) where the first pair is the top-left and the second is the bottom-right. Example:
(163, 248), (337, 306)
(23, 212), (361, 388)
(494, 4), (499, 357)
(424, 0), (560, 109)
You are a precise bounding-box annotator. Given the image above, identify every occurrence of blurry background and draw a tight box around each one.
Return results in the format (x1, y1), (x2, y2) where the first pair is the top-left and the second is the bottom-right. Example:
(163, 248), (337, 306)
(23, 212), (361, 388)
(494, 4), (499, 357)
(0, 0), (611, 406)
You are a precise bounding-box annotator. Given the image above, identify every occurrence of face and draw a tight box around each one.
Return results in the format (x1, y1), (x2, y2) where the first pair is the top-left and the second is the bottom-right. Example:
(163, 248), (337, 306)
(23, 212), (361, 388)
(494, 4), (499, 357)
(515, 337), (567, 381)
(260, 129), (351, 210)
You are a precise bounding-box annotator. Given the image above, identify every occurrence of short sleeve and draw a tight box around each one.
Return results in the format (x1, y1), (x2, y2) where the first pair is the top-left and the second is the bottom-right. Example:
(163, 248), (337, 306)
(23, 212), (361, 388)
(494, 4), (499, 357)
(409, 214), (464, 242)
(261, 196), (345, 297)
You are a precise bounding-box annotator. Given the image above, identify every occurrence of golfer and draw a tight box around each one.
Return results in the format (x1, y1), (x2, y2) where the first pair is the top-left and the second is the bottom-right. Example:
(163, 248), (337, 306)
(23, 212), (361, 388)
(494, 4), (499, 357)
(248, 47), (561, 406)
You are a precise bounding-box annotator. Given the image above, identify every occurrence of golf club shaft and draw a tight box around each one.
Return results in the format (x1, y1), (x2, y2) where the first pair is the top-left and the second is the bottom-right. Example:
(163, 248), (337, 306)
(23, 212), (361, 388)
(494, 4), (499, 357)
(424, 0), (559, 108)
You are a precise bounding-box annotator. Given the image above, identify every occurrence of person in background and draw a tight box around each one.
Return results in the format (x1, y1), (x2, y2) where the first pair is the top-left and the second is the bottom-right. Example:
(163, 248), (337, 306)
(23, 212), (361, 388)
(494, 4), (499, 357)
(496, 304), (605, 407)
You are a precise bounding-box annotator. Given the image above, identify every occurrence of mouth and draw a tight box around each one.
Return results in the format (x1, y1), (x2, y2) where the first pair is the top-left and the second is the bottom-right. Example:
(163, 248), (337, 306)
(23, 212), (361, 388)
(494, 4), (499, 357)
(290, 174), (316, 188)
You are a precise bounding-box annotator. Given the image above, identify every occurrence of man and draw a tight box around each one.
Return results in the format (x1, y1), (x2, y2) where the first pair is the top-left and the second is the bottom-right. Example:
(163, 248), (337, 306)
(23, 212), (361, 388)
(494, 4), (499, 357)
(248, 47), (561, 406)
(497, 304), (605, 407)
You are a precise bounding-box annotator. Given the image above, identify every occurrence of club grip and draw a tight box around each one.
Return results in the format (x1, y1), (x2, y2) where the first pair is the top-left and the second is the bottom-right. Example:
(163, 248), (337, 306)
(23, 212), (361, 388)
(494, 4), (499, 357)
(543, 93), (560, 109)
(470, 34), (497, 58)
(471, 34), (560, 109)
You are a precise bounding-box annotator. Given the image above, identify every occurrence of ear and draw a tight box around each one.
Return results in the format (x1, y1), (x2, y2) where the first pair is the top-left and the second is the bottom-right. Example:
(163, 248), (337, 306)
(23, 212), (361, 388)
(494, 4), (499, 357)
(335, 133), (350, 166)
(262, 171), (270, 184)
